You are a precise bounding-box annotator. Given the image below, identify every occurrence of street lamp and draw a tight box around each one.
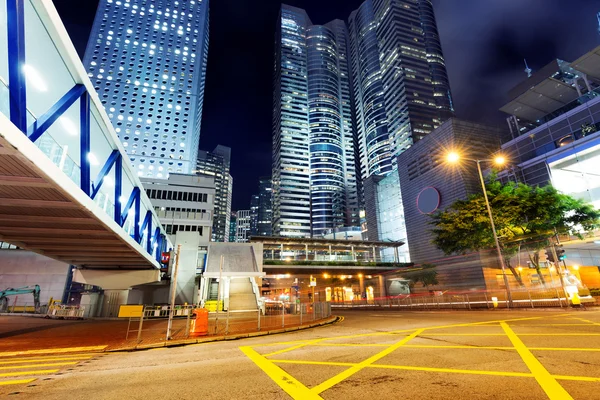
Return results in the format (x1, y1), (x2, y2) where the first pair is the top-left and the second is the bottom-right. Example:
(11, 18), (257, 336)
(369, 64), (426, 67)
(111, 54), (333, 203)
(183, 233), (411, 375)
(446, 151), (513, 306)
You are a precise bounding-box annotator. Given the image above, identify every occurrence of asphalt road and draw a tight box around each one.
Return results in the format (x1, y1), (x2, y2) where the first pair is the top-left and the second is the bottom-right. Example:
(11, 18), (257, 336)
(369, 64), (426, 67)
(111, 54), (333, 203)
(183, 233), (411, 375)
(1, 309), (600, 399)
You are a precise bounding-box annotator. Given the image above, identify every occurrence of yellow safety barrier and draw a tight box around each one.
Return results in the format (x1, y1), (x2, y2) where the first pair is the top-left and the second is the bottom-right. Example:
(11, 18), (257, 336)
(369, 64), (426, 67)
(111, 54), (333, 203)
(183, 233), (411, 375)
(118, 305), (143, 318)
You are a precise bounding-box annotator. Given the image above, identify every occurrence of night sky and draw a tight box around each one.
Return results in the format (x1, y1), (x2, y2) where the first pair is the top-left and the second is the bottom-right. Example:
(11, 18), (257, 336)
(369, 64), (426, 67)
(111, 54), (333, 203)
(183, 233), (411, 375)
(52, 0), (600, 211)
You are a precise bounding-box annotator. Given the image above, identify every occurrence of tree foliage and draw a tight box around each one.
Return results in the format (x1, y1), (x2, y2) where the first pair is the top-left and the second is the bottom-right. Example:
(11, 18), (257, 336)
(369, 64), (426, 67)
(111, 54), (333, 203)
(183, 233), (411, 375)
(430, 176), (600, 285)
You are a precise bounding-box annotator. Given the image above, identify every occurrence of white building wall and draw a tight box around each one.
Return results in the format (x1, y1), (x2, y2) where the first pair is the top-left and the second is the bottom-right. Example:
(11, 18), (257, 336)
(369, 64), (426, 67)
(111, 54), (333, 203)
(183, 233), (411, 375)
(0, 250), (68, 306)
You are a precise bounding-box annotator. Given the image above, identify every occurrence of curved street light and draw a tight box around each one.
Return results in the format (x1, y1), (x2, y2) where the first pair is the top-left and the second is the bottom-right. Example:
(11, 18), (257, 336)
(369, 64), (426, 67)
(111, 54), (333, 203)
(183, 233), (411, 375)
(446, 152), (513, 306)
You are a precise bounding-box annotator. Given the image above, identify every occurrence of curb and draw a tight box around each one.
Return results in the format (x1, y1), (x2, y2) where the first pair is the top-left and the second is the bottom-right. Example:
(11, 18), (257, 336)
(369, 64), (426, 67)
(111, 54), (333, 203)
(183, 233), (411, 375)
(105, 315), (341, 353)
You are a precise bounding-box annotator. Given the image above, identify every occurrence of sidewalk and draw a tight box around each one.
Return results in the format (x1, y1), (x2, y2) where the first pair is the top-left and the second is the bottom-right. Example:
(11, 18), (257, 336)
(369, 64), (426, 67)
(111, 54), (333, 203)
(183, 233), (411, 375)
(0, 315), (338, 354)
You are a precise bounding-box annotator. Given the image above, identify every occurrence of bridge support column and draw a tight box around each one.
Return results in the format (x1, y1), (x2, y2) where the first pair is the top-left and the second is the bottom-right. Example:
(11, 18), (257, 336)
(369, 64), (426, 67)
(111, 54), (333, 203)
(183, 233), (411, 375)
(378, 275), (387, 298)
(359, 274), (365, 298)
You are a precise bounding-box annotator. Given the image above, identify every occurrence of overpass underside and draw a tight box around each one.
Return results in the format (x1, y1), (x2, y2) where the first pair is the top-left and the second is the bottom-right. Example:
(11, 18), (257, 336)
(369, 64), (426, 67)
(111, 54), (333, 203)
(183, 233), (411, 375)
(0, 136), (155, 269)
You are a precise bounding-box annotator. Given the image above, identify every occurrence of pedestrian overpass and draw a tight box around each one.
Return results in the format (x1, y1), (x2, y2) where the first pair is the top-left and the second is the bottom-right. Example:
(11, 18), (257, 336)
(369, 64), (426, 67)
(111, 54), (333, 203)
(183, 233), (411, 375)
(0, 0), (170, 270)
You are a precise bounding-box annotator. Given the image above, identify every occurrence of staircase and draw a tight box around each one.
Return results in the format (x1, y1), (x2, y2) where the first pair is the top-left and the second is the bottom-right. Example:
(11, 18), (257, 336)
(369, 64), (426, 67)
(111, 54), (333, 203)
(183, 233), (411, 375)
(228, 278), (258, 311)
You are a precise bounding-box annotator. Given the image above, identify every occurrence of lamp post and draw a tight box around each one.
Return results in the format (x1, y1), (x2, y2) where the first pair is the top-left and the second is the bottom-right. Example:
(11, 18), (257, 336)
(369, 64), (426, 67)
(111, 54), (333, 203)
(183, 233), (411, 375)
(447, 152), (513, 306)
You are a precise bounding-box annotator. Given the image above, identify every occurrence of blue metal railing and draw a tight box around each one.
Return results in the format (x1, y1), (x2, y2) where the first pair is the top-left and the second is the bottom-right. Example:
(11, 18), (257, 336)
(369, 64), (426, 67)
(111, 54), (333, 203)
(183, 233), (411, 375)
(2, 0), (168, 264)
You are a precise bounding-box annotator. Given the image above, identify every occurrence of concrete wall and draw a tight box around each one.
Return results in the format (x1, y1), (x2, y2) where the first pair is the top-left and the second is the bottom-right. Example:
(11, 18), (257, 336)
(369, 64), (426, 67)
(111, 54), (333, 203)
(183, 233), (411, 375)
(0, 250), (68, 305)
(397, 119), (504, 264)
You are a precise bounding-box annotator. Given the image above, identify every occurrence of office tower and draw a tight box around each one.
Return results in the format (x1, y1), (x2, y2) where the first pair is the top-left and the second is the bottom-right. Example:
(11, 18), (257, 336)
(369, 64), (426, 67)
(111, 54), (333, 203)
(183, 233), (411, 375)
(257, 177), (273, 236)
(195, 145), (232, 242)
(249, 194), (260, 236)
(235, 210), (251, 243)
(83, 0), (210, 177)
(272, 5), (359, 238)
(141, 174), (215, 244)
(348, 0), (453, 178)
(229, 212), (237, 243)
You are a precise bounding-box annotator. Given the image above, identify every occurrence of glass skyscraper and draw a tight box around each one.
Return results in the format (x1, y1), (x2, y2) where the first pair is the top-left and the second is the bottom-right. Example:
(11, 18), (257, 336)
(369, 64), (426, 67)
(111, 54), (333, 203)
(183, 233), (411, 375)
(272, 1), (452, 238)
(83, 0), (210, 178)
(195, 145), (232, 242)
(349, 0), (453, 178)
(250, 177), (273, 237)
(272, 5), (359, 238)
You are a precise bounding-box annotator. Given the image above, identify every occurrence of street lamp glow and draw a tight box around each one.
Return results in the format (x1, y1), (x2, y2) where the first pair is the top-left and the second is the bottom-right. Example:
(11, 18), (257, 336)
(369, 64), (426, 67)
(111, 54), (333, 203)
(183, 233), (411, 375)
(446, 152), (460, 163)
(494, 155), (506, 166)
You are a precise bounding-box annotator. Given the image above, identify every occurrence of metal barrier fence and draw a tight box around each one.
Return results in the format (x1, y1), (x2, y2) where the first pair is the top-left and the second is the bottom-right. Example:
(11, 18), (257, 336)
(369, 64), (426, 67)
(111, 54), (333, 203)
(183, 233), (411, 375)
(126, 302), (332, 344)
(46, 305), (85, 318)
(331, 288), (595, 310)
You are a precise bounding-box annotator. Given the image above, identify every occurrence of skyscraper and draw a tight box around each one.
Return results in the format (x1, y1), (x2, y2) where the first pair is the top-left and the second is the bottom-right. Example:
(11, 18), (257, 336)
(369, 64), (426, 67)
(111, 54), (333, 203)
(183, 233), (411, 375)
(272, 1), (452, 238)
(195, 145), (232, 242)
(83, 0), (210, 177)
(348, 0), (453, 177)
(249, 177), (273, 237)
(272, 5), (359, 238)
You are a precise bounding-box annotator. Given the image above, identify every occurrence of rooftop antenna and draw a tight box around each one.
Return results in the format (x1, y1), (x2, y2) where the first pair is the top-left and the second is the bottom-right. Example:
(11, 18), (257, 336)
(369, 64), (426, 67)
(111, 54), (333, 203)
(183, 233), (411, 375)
(524, 59), (532, 78)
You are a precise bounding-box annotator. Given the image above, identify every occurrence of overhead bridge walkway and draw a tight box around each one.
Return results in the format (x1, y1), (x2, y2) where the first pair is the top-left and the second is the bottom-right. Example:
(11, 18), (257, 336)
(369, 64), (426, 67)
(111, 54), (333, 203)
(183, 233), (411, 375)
(0, 0), (171, 270)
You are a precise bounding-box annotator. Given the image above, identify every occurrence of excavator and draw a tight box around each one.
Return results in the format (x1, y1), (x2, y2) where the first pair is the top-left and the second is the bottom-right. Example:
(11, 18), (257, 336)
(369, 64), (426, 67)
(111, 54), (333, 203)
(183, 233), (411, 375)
(0, 285), (41, 313)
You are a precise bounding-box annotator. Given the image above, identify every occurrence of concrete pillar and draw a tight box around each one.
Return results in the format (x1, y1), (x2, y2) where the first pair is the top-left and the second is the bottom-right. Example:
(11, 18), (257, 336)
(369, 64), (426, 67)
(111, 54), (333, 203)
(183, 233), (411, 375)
(394, 247), (399, 263)
(173, 231), (201, 305)
(351, 246), (355, 261)
(378, 275), (387, 298)
(80, 292), (100, 318)
(305, 244), (309, 260)
(99, 289), (129, 318)
(271, 249), (274, 259)
(359, 274), (365, 298)
(372, 246), (377, 262)
(329, 245), (332, 260)
(280, 244), (284, 258)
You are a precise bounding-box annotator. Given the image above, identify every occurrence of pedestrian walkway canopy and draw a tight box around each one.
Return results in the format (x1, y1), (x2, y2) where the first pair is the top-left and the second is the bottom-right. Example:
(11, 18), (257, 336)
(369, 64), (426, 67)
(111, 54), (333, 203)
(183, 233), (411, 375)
(0, 0), (170, 268)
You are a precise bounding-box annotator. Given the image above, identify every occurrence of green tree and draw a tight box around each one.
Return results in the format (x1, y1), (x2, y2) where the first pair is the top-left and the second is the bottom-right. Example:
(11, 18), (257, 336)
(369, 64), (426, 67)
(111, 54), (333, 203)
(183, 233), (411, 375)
(430, 177), (600, 286)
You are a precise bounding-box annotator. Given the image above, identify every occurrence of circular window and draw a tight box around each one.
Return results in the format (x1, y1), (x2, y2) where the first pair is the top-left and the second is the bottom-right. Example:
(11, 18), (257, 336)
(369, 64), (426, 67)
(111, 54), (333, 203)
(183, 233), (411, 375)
(416, 187), (441, 214)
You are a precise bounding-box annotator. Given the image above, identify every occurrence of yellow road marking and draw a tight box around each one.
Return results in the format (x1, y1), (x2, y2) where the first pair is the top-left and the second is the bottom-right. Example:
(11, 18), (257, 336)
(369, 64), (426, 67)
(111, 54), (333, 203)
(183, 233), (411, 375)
(263, 339), (326, 357)
(271, 359), (600, 383)
(0, 362), (77, 370)
(0, 346), (106, 358)
(0, 356), (93, 365)
(311, 343), (389, 348)
(528, 347), (600, 352)
(240, 346), (322, 400)
(310, 329), (424, 394)
(405, 344), (514, 350)
(0, 378), (36, 386)
(422, 333), (507, 336)
(569, 317), (600, 327)
(423, 333), (600, 336)
(501, 322), (572, 400)
(0, 369), (59, 377)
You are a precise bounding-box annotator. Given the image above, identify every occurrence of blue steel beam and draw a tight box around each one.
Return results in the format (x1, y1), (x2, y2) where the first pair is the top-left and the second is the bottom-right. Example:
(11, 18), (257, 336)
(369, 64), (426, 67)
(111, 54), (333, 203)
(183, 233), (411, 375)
(120, 187), (140, 227)
(139, 210), (152, 246)
(27, 84), (86, 143)
(91, 149), (119, 200)
(114, 155), (122, 225)
(151, 227), (161, 257)
(80, 92), (91, 196)
(7, 0), (27, 132)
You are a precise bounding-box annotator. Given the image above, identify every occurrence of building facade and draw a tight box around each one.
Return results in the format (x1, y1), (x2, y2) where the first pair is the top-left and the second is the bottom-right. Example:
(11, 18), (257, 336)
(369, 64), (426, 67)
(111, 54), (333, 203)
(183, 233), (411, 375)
(272, 5), (360, 239)
(397, 119), (504, 263)
(499, 46), (600, 212)
(195, 145), (233, 242)
(257, 177), (273, 237)
(272, 1), (452, 238)
(348, 0), (453, 178)
(235, 210), (251, 243)
(229, 212), (237, 243)
(83, 0), (210, 177)
(141, 173), (215, 244)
